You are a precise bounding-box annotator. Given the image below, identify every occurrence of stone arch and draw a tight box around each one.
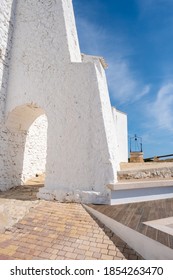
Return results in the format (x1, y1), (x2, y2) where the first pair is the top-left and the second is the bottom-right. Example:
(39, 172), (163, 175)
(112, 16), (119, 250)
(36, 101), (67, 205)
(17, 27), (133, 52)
(5, 103), (48, 187)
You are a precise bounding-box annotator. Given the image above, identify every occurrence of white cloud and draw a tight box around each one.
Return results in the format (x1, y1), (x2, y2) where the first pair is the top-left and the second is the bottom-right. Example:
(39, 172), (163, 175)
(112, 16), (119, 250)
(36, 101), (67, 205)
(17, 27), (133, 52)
(149, 83), (173, 132)
(107, 60), (150, 104)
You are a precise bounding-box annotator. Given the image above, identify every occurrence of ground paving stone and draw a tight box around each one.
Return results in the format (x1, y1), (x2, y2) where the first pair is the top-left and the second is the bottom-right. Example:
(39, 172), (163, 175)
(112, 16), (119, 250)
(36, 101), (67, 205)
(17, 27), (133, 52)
(0, 186), (142, 260)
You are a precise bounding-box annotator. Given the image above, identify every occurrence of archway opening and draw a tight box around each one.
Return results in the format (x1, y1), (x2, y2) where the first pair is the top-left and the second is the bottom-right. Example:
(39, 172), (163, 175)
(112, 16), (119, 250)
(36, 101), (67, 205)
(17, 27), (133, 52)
(5, 103), (48, 198)
(22, 113), (47, 186)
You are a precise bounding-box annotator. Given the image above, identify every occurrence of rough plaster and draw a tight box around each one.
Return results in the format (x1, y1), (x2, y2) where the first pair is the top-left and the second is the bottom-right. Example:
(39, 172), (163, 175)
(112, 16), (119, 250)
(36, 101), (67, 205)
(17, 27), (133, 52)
(0, 0), (127, 204)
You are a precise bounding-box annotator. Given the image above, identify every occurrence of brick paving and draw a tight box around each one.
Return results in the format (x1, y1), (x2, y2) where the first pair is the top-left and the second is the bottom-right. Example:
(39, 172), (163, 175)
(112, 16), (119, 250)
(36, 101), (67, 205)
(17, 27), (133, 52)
(89, 198), (173, 249)
(0, 198), (142, 260)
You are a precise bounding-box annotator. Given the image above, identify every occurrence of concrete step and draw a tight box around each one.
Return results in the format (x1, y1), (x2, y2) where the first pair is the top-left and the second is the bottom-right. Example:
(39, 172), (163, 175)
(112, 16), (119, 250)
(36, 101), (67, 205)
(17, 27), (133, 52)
(108, 179), (173, 205)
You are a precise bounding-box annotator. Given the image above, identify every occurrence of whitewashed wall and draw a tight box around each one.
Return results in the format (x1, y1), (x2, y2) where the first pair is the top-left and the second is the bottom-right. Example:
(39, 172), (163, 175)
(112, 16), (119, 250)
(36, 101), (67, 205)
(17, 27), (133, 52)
(22, 114), (47, 183)
(0, 0), (14, 118)
(112, 107), (128, 167)
(0, 0), (16, 190)
(0, 0), (124, 204)
(0, 1), (48, 189)
(4, 0), (118, 203)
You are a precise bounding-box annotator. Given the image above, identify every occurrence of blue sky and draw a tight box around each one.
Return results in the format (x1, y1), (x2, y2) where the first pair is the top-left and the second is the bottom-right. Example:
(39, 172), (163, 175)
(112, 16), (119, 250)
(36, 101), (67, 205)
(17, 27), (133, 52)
(73, 0), (173, 158)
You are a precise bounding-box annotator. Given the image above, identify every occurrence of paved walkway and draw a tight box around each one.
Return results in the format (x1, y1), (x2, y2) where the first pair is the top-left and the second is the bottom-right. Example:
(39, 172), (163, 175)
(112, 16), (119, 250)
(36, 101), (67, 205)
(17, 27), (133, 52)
(0, 186), (142, 260)
(0, 185), (41, 233)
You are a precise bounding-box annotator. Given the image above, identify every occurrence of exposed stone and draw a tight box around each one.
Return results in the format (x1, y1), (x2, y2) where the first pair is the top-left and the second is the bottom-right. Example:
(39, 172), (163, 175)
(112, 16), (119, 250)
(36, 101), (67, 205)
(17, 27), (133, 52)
(118, 164), (173, 181)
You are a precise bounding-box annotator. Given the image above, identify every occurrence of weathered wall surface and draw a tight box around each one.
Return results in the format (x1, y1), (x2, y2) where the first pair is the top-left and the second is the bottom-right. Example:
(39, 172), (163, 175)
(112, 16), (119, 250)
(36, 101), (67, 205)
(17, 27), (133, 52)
(112, 107), (128, 167)
(0, 0), (125, 204)
(4, 0), (118, 203)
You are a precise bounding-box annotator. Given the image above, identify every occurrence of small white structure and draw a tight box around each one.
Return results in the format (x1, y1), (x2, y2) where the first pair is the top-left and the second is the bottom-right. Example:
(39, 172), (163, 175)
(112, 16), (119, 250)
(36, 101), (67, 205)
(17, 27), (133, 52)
(112, 107), (128, 168)
(0, 0), (128, 204)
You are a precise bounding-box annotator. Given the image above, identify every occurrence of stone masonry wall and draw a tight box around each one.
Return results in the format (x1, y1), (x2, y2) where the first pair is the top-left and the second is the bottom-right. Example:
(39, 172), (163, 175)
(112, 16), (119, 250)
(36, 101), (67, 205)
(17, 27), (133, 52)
(22, 114), (48, 183)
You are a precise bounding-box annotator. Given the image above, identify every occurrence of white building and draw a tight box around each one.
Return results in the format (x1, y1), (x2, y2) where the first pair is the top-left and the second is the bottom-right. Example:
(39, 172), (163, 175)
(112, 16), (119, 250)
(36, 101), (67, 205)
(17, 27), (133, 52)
(0, 0), (128, 204)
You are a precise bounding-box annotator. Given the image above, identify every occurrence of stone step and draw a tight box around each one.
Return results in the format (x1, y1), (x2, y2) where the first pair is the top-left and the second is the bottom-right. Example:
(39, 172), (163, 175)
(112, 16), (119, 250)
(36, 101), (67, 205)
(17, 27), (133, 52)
(109, 179), (173, 190)
(108, 179), (173, 205)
